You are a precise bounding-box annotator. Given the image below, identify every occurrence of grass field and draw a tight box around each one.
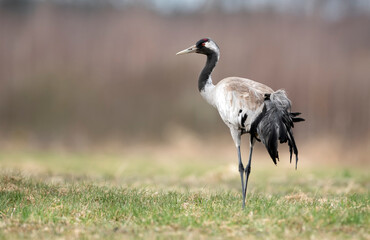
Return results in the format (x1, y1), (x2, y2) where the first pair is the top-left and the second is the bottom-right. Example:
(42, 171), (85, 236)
(0, 144), (369, 239)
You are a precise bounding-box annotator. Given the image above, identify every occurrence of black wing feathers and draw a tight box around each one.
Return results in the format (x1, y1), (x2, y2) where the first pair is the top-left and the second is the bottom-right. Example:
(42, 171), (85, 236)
(250, 90), (304, 168)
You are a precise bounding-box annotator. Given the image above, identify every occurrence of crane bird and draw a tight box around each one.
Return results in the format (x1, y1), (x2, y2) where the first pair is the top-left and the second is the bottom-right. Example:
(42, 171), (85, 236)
(176, 38), (304, 209)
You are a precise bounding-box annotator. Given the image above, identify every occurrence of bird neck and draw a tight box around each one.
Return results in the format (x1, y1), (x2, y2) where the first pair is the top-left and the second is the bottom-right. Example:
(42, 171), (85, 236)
(198, 52), (218, 92)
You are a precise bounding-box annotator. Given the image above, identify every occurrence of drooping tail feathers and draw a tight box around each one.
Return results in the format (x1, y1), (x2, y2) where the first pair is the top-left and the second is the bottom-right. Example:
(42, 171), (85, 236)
(251, 90), (304, 169)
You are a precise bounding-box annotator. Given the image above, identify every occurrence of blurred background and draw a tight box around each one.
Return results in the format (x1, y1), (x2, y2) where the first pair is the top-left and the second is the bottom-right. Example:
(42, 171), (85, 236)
(0, 0), (369, 164)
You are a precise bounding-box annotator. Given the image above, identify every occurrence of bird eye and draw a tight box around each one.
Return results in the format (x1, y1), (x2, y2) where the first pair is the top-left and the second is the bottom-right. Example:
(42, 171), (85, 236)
(202, 42), (206, 46)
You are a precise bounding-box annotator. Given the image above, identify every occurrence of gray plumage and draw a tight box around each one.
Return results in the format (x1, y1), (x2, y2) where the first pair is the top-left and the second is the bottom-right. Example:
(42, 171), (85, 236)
(177, 38), (304, 209)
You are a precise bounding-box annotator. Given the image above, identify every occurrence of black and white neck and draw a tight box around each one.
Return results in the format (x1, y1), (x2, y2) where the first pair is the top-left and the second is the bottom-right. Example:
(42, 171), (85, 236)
(198, 51), (218, 91)
(198, 41), (220, 105)
(175, 38), (220, 106)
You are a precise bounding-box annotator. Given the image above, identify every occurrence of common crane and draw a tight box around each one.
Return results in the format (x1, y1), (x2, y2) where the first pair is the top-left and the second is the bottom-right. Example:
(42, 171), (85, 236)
(176, 38), (304, 209)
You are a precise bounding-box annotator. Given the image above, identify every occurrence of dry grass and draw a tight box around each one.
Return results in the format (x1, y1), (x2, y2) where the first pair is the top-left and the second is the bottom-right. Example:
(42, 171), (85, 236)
(0, 140), (369, 239)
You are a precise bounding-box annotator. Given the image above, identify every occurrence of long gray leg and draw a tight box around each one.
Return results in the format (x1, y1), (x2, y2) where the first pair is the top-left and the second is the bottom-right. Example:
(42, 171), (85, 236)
(244, 138), (255, 201)
(230, 129), (246, 209)
(237, 146), (246, 209)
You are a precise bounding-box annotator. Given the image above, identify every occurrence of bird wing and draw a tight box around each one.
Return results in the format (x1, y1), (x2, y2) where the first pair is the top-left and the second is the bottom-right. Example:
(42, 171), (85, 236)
(213, 77), (274, 131)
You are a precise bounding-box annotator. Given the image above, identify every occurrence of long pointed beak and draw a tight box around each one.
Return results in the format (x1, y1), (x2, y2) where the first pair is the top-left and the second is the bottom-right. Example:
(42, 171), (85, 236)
(176, 45), (197, 55)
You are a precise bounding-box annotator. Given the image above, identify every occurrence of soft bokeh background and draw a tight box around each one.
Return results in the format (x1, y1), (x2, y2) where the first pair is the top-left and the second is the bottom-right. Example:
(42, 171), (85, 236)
(0, 0), (369, 164)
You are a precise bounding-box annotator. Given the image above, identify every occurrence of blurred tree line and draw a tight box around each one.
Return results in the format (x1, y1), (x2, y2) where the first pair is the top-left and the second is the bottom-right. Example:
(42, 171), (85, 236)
(0, 0), (369, 146)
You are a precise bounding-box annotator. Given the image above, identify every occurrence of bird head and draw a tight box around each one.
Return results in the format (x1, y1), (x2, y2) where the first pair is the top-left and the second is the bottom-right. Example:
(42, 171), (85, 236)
(176, 38), (219, 56)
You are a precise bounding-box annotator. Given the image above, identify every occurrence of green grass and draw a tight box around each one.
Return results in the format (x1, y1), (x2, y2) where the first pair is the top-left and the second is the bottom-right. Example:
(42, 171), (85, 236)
(0, 149), (369, 239)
